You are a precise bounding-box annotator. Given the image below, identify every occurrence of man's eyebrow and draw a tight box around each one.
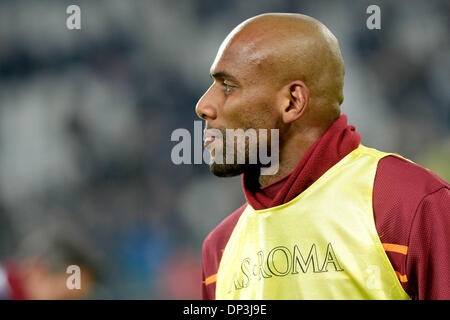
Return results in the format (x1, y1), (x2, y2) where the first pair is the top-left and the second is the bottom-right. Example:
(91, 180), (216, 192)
(210, 71), (237, 80)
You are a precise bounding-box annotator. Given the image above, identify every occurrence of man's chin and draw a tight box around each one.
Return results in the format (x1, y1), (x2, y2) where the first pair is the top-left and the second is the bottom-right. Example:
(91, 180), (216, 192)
(209, 163), (246, 177)
(209, 162), (262, 178)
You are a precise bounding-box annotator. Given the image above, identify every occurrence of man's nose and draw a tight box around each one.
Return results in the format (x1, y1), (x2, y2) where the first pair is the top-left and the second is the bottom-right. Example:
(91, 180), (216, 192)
(195, 86), (218, 121)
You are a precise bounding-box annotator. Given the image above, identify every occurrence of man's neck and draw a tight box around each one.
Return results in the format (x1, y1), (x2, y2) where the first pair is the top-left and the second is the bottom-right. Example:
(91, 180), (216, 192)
(258, 126), (326, 187)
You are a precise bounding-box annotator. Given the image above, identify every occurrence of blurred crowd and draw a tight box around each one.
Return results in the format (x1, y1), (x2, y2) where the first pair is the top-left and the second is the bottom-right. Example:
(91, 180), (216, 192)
(0, 0), (448, 299)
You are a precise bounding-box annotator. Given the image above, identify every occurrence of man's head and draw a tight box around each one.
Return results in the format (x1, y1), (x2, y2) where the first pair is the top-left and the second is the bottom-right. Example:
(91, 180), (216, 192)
(196, 13), (344, 179)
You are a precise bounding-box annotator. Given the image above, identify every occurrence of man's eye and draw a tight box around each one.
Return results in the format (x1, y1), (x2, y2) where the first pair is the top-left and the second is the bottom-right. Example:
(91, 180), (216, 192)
(223, 82), (235, 94)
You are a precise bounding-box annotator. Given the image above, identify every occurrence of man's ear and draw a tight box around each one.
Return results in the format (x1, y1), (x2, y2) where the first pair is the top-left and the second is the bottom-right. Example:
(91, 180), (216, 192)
(280, 81), (309, 124)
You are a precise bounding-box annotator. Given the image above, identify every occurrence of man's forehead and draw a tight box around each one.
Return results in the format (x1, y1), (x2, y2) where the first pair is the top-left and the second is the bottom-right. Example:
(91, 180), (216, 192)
(210, 36), (271, 80)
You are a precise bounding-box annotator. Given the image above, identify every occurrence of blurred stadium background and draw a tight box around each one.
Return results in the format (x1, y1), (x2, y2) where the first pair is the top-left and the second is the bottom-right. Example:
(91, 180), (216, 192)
(0, 0), (448, 299)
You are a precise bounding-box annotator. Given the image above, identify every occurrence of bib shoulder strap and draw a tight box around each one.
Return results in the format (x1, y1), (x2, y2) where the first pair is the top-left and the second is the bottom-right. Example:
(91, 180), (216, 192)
(358, 145), (412, 163)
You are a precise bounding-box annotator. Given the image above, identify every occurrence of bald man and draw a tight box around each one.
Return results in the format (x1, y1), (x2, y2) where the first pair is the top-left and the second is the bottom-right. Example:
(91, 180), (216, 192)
(196, 13), (450, 300)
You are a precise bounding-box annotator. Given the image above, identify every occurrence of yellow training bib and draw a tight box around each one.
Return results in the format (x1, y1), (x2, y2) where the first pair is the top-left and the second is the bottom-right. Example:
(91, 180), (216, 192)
(216, 145), (410, 300)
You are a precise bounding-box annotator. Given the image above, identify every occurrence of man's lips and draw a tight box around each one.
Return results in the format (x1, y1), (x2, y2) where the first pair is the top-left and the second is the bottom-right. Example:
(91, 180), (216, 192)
(204, 127), (222, 148)
(204, 136), (215, 148)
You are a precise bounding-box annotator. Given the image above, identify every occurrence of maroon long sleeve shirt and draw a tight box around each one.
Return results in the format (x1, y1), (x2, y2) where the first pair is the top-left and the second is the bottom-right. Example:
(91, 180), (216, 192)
(201, 115), (450, 300)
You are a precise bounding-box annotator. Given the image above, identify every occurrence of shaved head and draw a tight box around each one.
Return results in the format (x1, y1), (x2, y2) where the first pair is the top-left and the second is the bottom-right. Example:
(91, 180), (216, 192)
(197, 13), (346, 184)
(213, 13), (344, 124)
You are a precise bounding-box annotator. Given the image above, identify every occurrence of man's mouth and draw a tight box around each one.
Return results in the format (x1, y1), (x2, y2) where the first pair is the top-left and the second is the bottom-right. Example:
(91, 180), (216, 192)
(204, 128), (219, 148)
(204, 135), (215, 148)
